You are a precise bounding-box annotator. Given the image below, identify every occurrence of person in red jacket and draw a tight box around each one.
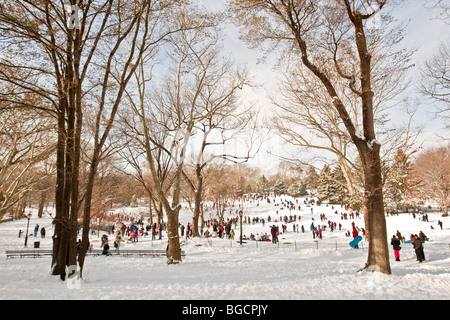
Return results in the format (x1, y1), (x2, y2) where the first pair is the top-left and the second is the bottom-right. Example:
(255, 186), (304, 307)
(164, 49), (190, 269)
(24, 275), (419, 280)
(351, 222), (359, 248)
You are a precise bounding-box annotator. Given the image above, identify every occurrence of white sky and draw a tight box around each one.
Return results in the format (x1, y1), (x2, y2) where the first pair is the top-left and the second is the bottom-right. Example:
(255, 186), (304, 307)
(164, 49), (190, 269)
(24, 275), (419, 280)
(195, 0), (450, 173)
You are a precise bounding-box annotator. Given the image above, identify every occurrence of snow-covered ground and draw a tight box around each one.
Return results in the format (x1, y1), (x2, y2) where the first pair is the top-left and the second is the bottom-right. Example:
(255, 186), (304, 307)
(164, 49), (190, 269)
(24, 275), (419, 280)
(0, 195), (449, 300)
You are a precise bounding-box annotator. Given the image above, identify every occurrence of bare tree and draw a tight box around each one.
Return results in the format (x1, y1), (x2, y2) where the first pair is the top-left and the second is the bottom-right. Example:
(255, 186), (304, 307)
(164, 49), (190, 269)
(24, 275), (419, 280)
(121, 4), (226, 264)
(0, 106), (55, 220)
(410, 146), (450, 216)
(229, 0), (400, 274)
(419, 40), (450, 130)
(425, 0), (450, 23)
(0, 0), (116, 280)
(271, 25), (415, 206)
(77, 0), (177, 277)
(175, 31), (255, 236)
(0, 0), (186, 279)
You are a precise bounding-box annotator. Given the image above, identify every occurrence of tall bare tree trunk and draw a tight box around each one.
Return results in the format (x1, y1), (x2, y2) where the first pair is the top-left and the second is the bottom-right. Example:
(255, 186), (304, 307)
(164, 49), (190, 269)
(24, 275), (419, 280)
(229, 0), (393, 274)
(190, 164), (204, 238)
(166, 206), (182, 264)
(77, 1), (155, 277)
(357, 141), (390, 273)
(352, 10), (391, 274)
(38, 191), (46, 218)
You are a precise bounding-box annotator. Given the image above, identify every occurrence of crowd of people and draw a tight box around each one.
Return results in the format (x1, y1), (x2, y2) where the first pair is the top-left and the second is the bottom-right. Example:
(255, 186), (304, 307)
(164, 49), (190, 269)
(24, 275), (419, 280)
(67, 195), (445, 262)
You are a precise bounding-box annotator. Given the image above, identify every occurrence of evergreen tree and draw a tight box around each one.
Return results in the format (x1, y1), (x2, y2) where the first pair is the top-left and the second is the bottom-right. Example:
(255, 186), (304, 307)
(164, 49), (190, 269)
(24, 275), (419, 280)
(258, 175), (271, 193)
(330, 166), (350, 204)
(273, 180), (287, 195)
(317, 165), (349, 204)
(288, 181), (306, 197)
(304, 166), (320, 192)
(317, 166), (333, 202)
(235, 176), (246, 197)
(384, 150), (412, 210)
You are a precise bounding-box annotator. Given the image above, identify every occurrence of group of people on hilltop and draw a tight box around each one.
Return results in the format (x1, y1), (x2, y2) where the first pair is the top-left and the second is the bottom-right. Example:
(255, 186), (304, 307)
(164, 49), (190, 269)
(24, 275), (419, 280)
(110, 219), (164, 241)
(391, 231), (428, 263)
(388, 209), (445, 263)
(18, 224), (46, 240)
(90, 219), (166, 255)
(83, 195), (445, 264)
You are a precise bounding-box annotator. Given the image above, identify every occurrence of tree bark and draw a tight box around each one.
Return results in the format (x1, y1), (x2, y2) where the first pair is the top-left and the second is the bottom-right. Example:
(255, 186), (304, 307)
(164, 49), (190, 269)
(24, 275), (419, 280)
(351, 9), (391, 274)
(357, 141), (391, 274)
(186, 164), (204, 238)
(228, 0), (392, 274)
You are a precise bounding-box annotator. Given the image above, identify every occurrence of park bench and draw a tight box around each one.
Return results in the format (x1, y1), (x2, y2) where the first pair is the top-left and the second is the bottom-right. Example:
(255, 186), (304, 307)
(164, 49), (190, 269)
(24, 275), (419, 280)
(86, 249), (172, 256)
(6, 249), (186, 259)
(5, 249), (53, 258)
(100, 249), (186, 257)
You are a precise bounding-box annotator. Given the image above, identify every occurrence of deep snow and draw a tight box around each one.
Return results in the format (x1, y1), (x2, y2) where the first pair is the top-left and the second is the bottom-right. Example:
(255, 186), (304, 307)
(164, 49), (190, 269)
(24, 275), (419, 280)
(0, 195), (449, 301)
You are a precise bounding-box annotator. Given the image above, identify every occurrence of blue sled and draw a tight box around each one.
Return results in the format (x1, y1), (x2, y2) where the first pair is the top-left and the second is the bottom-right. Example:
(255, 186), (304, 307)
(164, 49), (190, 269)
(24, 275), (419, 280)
(349, 236), (363, 248)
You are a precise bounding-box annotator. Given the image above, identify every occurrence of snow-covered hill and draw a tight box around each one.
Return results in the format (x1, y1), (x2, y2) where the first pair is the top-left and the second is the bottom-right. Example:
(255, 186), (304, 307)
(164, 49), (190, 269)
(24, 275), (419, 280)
(0, 195), (449, 300)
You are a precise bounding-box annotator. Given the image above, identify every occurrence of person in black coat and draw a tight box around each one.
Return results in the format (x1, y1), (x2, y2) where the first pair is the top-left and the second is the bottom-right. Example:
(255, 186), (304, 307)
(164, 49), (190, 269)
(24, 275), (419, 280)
(102, 243), (110, 256)
(412, 235), (425, 263)
(271, 225), (278, 244)
(391, 235), (401, 261)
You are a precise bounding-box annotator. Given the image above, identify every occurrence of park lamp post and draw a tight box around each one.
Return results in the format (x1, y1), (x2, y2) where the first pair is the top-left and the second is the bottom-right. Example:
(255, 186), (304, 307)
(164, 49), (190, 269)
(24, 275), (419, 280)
(239, 210), (243, 246)
(24, 213), (32, 247)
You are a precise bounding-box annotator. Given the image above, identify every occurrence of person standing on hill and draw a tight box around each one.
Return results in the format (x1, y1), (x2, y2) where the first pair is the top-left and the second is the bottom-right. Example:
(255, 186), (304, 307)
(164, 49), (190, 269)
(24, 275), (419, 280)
(351, 222), (360, 248)
(396, 230), (403, 243)
(34, 224), (39, 237)
(271, 225), (278, 244)
(412, 234), (425, 263)
(390, 235), (401, 261)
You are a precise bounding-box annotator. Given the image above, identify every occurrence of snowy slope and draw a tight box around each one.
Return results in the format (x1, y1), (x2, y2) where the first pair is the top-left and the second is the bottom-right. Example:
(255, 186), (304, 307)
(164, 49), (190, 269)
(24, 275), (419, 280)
(0, 195), (449, 300)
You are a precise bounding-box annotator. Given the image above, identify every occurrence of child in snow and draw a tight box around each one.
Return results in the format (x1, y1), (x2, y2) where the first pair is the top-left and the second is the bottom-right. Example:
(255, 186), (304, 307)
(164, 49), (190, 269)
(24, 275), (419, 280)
(102, 242), (111, 256)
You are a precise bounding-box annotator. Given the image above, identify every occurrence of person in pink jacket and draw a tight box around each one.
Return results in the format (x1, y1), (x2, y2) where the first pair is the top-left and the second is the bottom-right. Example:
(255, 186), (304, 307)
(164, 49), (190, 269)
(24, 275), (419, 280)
(391, 235), (401, 261)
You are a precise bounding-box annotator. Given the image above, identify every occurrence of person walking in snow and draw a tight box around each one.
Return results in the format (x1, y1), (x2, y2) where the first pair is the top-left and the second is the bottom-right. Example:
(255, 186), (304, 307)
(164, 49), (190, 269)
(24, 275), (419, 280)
(180, 224), (185, 237)
(351, 222), (359, 248)
(270, 225), (278, 244)
(34, 224), (39, 237)
(114, 234), (124, 251)
(412, 234), (425, 263)
(396, 230), (403, 243)
(419, 231), (428, 243)
(101, 234), (109, 247)
(152, 223), (157, 240)
(391, 235), (401, 261)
